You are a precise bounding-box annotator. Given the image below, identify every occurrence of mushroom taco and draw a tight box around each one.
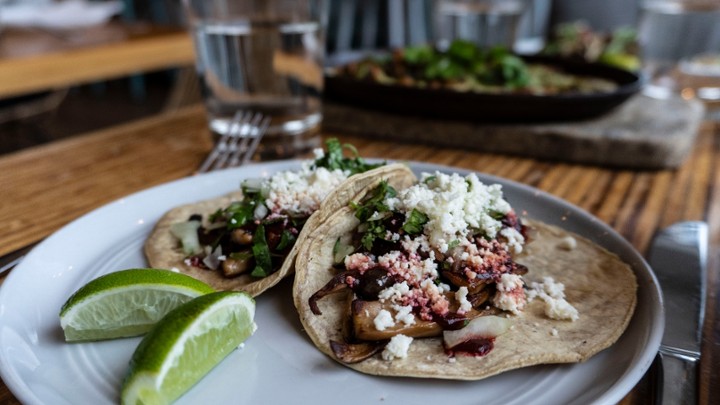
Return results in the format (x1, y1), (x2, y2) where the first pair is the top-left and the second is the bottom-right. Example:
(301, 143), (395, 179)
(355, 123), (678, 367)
(144, 140), (414, 297)
(293, 170), (637, 379)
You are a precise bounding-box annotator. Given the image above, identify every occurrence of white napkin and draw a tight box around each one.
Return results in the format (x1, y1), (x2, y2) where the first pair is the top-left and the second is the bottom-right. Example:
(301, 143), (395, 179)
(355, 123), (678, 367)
(0, 0), (124, 30)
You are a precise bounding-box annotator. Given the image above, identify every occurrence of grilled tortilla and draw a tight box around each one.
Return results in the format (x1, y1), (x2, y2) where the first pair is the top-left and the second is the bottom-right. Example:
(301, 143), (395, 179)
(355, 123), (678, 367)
(293, 189), (637, 379)
(144, 163), (415, 297)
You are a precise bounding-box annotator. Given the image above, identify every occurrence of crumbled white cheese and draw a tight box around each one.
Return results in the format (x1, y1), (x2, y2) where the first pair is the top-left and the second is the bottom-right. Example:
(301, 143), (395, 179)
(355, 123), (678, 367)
(526, 277), (579, 321)
(551, 328), (558, 337)
(373, 309), (395, 331)
(558, 236), (577, 251)
(392, 304), (416, 326)
(390, 172), (517, 253)
(455, 286), (472, 314)
(264, 160), (349, 216)
(378, 281), (411, 302)
(381, 334), (413, 361)
(493, 274), (526, 314)
(500, 227), (525, 254)
(545, 297), (579, 321)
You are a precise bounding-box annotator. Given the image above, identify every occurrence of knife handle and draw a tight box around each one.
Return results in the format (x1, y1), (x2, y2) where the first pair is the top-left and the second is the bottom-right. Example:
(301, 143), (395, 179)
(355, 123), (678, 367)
(659, 352), (698, 405)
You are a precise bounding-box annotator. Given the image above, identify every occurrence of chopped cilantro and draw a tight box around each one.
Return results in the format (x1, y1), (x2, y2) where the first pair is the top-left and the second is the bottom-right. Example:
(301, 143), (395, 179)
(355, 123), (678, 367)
(361, 222), (387, 251)
(224, 201), (256, 230)
(401, 209), (428, 235)
(314, 138), (383, 175)
(275, 230), (296, 251)
(351, 180), (397, 222)
(351, 181), (401, 251)
(400, 40), (530, 87)
(251, 225), (273, 277)
(423, 175), (436, 184)
(447, 239), (461, 249)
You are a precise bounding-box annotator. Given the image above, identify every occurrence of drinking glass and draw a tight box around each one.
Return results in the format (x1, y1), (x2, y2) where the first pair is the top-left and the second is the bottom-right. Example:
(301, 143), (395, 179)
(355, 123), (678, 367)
(638, 0), (720, 114)
(182, 0), (327, 158)
(433, 0), (527, 50)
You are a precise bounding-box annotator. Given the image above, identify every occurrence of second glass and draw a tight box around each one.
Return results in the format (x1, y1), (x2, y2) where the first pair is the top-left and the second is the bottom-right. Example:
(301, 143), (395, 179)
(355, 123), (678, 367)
(433, 0), (526, 50)
(183, 0), (326, 158)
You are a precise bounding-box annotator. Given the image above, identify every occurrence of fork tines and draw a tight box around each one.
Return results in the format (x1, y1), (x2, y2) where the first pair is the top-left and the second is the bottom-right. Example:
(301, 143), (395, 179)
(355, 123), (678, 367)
(197, 111), (270, 174)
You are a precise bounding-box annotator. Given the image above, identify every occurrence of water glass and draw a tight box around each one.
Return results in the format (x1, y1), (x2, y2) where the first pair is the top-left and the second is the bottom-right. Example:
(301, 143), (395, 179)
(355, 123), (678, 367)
(638, 0), (720, 114)
(182, 0), (326, 158)
(433, 0), (527, 50)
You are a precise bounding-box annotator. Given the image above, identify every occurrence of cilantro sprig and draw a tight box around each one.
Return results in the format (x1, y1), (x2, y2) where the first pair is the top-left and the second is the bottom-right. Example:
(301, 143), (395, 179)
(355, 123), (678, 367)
(401, 209), (428, 235)
(314, 138), (383, 175)
(251, 225), (273, 277)
(350, 181), (399, 251)
(351, 180), (397, 222)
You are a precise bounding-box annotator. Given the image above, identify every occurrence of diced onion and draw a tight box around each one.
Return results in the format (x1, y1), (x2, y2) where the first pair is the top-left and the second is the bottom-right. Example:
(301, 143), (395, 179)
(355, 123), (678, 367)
(334, 243), (355, 264)
(254, 204), (269, 220)
(367, 211), (391, 221)
(443, 316), (511, 349)
(242, 177), (264, 192)
(169, 220), (202, 255)
(202, 245), (223, 270)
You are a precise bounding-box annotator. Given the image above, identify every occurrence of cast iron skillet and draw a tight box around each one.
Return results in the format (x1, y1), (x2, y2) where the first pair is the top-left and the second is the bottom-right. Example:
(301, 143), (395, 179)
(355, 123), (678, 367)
(324, 55), (642, 123)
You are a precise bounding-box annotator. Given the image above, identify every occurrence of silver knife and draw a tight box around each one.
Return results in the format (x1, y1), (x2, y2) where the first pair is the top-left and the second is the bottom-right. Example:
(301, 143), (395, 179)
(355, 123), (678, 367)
(648, 221), (707, 405)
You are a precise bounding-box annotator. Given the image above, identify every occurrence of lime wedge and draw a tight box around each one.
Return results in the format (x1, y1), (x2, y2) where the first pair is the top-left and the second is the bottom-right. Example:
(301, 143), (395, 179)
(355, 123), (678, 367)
(121, 291), (256, 405)
(60, 268), (215, 342)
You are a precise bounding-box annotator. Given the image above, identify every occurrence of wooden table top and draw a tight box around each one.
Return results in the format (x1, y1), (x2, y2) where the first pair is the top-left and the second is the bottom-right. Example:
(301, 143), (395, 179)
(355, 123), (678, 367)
(0, 22), (195, 98)
(0, 105), (718, 404)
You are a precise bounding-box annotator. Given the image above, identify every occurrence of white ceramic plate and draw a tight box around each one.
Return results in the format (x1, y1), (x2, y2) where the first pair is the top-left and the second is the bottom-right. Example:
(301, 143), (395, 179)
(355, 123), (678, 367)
(0, 161), (663, 405)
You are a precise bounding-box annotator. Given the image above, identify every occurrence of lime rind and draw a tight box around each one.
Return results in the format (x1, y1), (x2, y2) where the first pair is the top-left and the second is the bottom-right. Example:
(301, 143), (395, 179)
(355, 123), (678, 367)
(59, 268), (215, 342)
(61, 268), (215, 316)
(121, 291), (256, 405)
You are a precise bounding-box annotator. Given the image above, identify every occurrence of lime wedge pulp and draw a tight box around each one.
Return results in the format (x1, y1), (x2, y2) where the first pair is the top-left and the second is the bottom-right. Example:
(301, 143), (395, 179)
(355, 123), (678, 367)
(59, 268), (215, 342)
(121, 291), (256, 405)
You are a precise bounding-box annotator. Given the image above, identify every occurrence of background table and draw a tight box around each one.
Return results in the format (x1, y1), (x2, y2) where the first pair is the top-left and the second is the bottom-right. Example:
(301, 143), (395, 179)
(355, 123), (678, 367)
(0, 22), (194, 98)
(0, 105), (717, 404)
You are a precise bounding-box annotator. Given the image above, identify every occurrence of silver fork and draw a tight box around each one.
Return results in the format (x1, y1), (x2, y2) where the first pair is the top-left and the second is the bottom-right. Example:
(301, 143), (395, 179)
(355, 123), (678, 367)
(197, 111), (270, 173)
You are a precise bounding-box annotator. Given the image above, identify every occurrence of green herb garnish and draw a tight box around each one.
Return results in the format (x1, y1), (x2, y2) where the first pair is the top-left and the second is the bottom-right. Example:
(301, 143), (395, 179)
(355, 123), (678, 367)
(314, 138), (383, 175)
(251, 225), (273, 277)
(401, 40), (529, 87)
(361, 222), (388, 251)
(350, 181), (400, 251)
(351, 180), (397, 222)
(275, 230), (296, 251)
(401, 209), (428, 235)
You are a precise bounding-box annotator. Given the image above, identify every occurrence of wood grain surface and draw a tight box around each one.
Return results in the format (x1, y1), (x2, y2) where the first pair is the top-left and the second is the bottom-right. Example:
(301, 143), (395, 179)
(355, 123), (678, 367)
(0, 23), (194, 98)
(0, 105), (718, 404)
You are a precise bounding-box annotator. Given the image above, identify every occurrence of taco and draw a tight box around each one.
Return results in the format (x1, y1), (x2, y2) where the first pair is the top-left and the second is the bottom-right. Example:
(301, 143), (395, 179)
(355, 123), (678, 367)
(144, 139), (414, 297)
(293, 171), (637, 379)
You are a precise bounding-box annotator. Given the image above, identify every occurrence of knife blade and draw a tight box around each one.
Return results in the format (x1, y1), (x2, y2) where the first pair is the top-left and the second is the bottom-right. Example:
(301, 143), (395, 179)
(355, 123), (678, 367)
(648, 221), (707, 405)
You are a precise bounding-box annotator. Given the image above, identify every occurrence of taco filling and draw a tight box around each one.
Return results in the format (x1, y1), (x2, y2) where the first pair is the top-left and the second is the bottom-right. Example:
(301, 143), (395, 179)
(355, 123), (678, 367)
(308, 172), (565, 362)
(169, 139), (382, 280)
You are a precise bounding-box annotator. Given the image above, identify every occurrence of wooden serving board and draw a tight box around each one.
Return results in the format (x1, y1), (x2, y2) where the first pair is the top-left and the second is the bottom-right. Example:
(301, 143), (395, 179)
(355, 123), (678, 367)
(323, 94), (705, 169)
